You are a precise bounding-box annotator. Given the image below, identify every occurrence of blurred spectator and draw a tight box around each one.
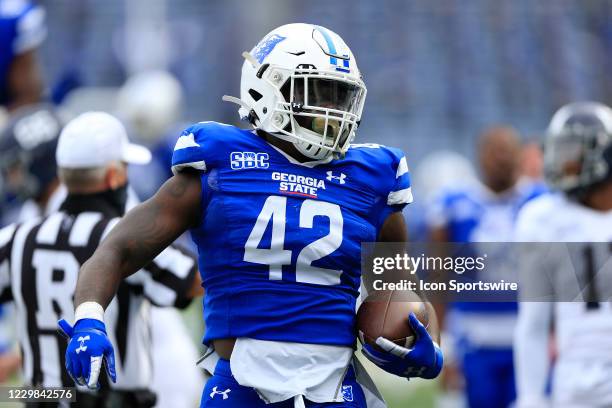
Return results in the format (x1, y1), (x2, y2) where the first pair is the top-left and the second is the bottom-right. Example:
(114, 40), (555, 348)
(32, 0), (612, 167)
(0, 0), (46, 111)
(0, 103), (66, 225)
(519, 139), (545, 182)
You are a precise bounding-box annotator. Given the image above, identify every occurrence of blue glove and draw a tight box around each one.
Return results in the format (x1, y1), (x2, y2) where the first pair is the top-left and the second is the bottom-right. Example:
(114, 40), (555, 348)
(58, 318), (116, 389)
(361, 313), (443, 379)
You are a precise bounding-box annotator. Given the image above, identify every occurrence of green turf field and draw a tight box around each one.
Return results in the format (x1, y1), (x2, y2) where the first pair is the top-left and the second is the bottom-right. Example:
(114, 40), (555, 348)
(359, 355), (439, 408)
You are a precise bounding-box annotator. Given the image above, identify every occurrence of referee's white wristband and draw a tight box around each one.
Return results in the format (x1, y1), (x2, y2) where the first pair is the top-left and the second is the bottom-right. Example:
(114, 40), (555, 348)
(74, 301), (105, 323)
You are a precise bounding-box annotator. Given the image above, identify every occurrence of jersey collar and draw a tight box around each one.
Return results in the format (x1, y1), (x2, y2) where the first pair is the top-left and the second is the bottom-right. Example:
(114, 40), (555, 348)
(250, 130), (335, 168)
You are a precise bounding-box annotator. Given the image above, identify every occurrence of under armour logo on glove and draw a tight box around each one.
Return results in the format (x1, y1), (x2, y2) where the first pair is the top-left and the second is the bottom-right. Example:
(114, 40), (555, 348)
(58, 318), (116, 389)
(326, 171), (347, 184)
(210, 386), (231, 400)
(75, 335), (90, 354)
(403, 366), (428, 377)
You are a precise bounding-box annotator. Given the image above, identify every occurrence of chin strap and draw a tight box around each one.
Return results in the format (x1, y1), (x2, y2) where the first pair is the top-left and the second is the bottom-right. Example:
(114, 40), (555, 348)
(222, 95), (260, 126)
(221, 95), (250, 111)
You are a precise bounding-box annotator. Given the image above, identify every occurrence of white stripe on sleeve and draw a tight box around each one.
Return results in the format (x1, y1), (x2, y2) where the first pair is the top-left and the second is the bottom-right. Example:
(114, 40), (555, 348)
(396, 156), (409, 178)
(174, 133), (200, 151)
(36, 213), (64, 245)
(387, 187), (414, 205)
(171, 161), (206, 175)
(0, 224), (16, 248)
(68, 213), (103, 247)
(143, 280), (177, 306)
(153, 246), (194, 279)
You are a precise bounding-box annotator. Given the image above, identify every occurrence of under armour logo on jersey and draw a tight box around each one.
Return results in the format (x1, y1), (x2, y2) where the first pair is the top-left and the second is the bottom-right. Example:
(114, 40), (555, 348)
(75, 336), (90, 354)
(342, 385), (354, 402)
(210, 386), (231, 400)
(403, 366), (428, 377)
(230, 152), (269, 170)
(326, 171), (346, 184)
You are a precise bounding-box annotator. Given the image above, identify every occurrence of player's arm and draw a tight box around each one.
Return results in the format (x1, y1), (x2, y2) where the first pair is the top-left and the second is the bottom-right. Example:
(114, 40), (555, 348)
(513, 207), (555, 407)
(361, 211), (443, 379)
(58, 171), (202, 389)
(514, 302), (553, 407)
(74, 171), (201, 308)
(426, 193), (451, 326)
(378, 212), (441, 342)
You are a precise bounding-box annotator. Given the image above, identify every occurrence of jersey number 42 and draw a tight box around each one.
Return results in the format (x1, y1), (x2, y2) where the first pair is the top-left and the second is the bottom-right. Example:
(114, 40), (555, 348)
(244, 196), (343, 286)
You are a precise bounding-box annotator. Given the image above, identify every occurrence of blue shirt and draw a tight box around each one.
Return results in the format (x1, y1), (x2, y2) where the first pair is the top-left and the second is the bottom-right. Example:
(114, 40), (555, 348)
(0, 0), (45, 105)
(428, 181), (545, 243)
(172, 122), (412, 346)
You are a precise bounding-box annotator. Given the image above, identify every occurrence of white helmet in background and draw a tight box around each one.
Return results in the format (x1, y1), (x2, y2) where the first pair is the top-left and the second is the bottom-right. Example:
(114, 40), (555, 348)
(117, 70), (184, 143)
(225, 23), (367, 160)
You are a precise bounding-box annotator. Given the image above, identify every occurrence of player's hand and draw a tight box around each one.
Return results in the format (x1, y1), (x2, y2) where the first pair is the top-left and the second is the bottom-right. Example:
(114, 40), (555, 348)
(57, 318), (116, 389)
(361, 313), (443, 379)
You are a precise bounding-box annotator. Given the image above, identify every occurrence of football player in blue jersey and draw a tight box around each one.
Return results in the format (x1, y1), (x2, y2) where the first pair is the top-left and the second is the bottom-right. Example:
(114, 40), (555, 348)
(59, 24), (443, 407)
(427, 127), (546, 408)
(0, 0), (46, 110)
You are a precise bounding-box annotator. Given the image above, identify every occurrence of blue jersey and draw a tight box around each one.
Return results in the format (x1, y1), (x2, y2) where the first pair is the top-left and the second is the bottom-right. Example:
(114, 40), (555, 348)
(171, 122), (412, 347)
(429, 182), (545, 313)
(427, 181), (546, 351)
(428, 181), (545, 243)
(0, 0), (45, 105)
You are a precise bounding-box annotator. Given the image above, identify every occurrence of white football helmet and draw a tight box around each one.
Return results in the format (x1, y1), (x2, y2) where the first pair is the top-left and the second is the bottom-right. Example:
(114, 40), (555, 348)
(224, 23), (367, 160)
(116, 70), (184, 143)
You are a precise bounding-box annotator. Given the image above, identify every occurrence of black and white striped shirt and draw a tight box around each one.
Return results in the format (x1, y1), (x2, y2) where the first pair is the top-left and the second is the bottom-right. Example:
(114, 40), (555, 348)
(0, 195), (198, 389)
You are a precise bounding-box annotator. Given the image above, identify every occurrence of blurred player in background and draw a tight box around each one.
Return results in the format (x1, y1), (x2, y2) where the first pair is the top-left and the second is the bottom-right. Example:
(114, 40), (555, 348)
(0, 111), (201, 407)
(0, 103), (66, 225)
(116, 70), (203, 408)
(0, 0), (48, 384)
(60, 23), (443, 408)
(515, 102), (612, 407)
(116, 70), (186, 201)
(519, 140), (545, 184)
(0, 0), (45, 111)
(0, 103), (65, 383)
(409, 151), (477, 243)
(0, 0), (53, 224)
(428, 127), (545, 408)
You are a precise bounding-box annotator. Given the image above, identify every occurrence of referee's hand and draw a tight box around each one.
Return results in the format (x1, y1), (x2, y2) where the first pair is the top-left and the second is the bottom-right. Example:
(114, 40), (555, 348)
(58, 318), (117, 389)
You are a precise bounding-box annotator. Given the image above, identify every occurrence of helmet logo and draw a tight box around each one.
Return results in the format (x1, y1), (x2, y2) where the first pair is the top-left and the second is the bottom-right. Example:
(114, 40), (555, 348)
(332, 56), (350, 73)
(296, 64), (316, 70)
(291, 102), (304, 113)
(252, 34), (286, 64)
(314, 26), (351, 73)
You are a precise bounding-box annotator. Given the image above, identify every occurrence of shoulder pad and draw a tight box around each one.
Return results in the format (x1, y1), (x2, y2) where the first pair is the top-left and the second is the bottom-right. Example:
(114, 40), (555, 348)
(171, 121), (240, 174)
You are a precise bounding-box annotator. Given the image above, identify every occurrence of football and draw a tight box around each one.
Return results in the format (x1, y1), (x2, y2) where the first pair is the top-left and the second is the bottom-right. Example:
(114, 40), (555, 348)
(357, 290), (429, 351)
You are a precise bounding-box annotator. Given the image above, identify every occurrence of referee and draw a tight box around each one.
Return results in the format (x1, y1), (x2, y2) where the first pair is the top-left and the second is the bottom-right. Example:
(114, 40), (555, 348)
(0, 112), (201, 407)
